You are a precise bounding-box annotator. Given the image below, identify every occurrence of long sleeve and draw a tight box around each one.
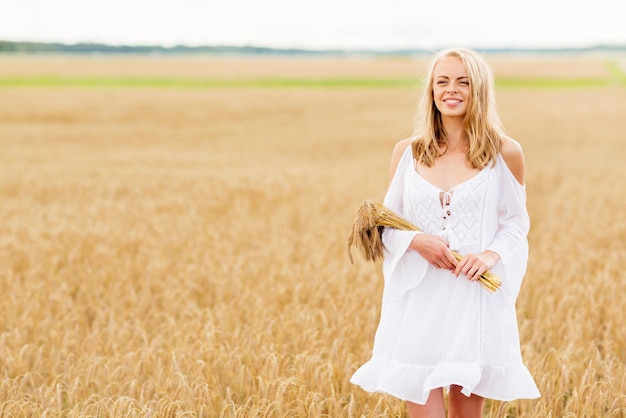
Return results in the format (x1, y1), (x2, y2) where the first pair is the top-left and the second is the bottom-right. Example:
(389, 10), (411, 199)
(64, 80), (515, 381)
(380, 145), (428, 301)
(485, 156), (530, 302)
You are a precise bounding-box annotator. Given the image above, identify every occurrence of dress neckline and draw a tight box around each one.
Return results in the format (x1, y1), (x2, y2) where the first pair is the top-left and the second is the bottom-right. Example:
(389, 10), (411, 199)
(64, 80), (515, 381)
(411, 163), (489, 194)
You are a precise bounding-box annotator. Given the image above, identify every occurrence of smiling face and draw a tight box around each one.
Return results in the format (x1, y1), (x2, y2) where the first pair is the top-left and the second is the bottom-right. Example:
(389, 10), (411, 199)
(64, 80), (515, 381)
(432, 56), (470, 119)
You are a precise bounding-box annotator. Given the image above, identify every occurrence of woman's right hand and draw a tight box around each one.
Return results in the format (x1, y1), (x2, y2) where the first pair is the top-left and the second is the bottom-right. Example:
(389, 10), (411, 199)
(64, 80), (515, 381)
(410, 233), (458, 271)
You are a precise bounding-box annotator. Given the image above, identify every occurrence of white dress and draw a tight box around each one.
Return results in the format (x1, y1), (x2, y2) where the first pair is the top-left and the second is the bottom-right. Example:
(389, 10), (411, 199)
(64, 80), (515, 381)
(350, 144), (540, 404)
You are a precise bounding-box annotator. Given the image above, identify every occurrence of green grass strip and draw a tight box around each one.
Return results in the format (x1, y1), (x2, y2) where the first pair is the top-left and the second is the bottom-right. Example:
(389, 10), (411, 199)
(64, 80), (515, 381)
(0, 73), (623, 89)
(495, 77), (613, 89)
(0, 76), (417, 89)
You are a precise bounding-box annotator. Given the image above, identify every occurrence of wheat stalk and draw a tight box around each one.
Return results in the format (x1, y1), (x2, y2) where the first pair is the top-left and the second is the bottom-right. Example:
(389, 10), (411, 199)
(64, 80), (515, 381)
(347, 200), (502, 293)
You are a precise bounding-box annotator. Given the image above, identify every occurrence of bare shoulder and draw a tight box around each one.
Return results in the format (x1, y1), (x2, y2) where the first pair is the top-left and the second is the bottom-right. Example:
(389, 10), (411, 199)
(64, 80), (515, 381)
(499, 136), (525, 185)
(388, 138), (413, 184)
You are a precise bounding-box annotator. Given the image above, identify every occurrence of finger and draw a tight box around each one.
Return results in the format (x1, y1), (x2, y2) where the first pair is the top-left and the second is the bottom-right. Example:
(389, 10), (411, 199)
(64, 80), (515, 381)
(446, 252), (459, 268)
(474, 266), (487, 281)
(470, 265), (486, 281)
(454, 263), (461, 276)
(440, 260), (455, 270)
(454, 258), (465, 277)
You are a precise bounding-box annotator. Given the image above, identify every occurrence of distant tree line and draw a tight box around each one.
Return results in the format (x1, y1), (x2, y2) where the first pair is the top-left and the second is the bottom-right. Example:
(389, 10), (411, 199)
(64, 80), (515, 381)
(0, 40), (624, 55)
(0, 40), (340, 55)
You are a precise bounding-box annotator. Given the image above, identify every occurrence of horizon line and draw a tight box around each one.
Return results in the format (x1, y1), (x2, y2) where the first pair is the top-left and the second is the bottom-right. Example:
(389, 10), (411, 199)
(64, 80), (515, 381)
(1, 39), (626, 54)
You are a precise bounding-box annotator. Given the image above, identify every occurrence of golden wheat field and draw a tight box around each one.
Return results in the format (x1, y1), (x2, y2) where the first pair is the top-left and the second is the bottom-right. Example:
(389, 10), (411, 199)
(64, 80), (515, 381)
(0, 54), (625, 417)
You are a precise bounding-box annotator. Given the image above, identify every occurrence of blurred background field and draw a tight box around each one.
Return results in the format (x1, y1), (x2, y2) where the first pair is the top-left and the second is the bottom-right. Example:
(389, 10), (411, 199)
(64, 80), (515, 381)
(0, 54), (625, 417)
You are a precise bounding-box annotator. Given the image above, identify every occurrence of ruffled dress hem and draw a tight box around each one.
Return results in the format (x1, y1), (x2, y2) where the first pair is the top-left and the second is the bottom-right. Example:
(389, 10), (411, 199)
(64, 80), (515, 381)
(350, 356), (540, 405)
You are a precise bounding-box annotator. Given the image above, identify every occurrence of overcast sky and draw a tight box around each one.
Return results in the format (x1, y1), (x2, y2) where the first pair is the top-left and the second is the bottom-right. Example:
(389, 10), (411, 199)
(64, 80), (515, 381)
(1, 0), (624, 50)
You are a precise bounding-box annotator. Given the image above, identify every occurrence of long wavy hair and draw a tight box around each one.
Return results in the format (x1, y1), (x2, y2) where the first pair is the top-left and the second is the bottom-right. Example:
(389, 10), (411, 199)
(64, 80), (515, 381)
(412, 48), (504, 169)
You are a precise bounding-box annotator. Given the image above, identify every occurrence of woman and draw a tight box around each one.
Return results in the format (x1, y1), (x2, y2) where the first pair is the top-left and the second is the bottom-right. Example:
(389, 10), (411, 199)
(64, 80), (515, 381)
(350, 48), (540, 417)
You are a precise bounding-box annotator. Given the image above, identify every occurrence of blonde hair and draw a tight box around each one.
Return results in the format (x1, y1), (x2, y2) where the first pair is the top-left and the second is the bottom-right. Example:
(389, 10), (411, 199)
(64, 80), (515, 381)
(412, 48), (504, 169)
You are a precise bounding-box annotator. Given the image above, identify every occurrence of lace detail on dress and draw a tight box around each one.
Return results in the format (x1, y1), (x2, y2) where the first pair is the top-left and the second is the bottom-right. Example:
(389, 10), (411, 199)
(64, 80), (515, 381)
(406, 172), (443, 234)
(405, 164), (489, 247)
(448, 173), (487, 244)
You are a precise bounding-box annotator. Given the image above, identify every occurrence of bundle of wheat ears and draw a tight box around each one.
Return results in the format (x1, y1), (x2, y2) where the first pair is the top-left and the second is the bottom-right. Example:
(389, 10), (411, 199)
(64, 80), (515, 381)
(347, 200), (502, 293)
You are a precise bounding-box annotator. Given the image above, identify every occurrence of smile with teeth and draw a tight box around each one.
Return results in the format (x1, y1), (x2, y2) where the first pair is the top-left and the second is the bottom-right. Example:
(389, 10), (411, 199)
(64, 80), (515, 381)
(444, 99), (461, 104)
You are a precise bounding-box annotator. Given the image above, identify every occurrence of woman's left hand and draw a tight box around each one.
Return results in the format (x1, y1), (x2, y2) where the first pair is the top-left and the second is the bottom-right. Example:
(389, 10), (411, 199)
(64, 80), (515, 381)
(454, 250), (500, 282)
